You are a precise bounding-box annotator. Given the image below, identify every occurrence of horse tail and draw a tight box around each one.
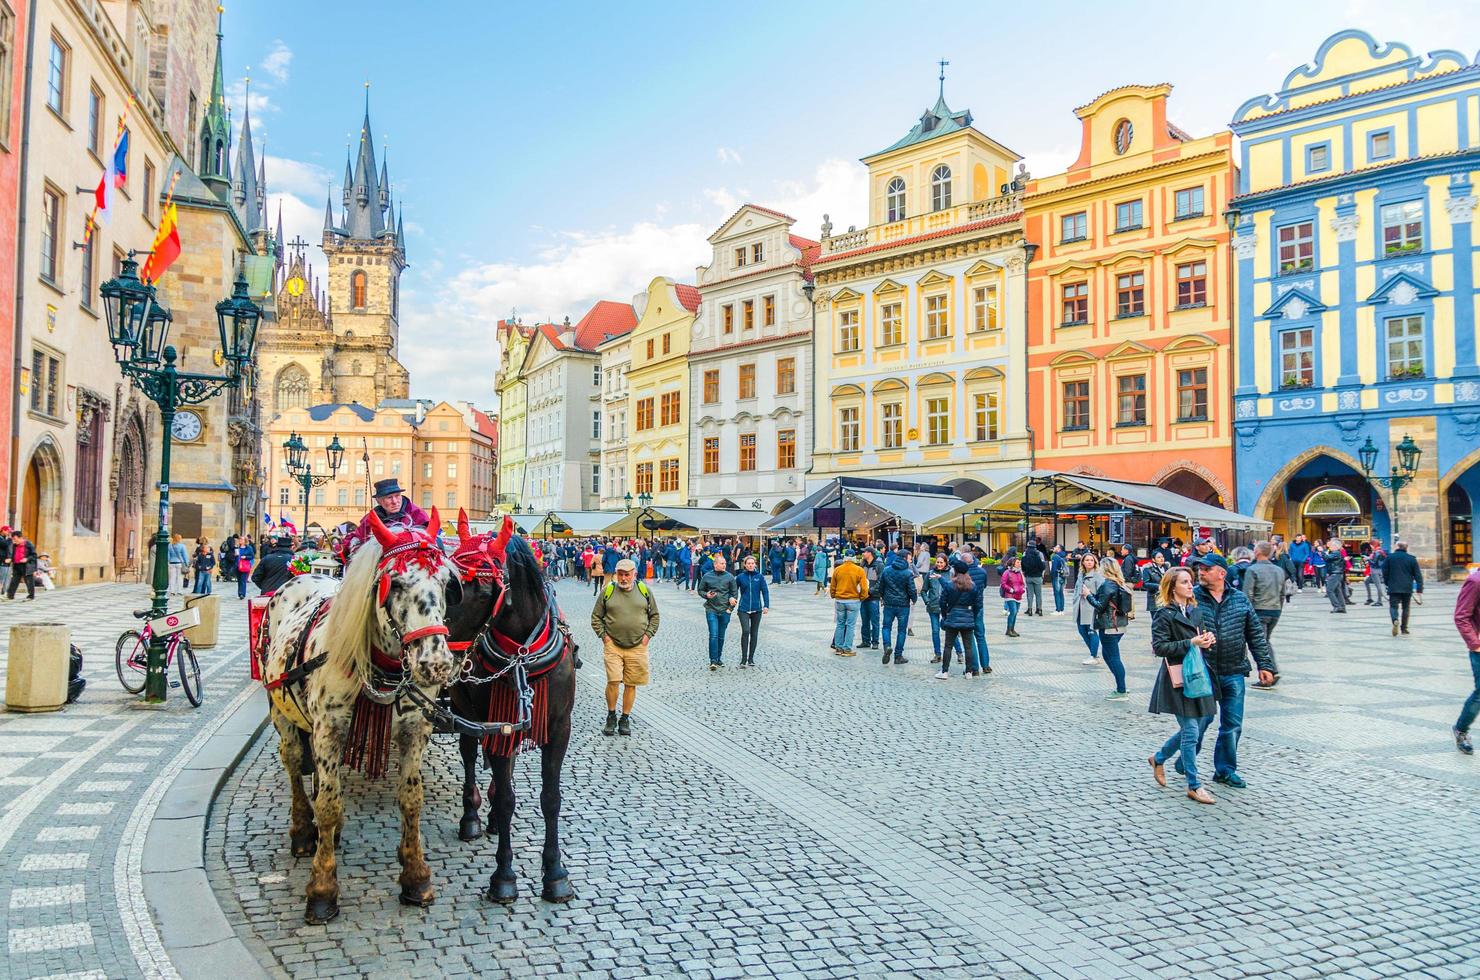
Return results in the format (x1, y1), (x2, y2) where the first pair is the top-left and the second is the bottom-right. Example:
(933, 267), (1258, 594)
(321, 537), (385, 687)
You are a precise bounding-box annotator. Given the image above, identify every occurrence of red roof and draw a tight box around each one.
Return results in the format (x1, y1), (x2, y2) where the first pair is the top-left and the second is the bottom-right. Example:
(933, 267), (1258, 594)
(536, 322), (571, 351)
(789, 234), (822, 276)
(817, 212), (1023, 264)
(471, 409), (498, 446)
(572, 299), (638, 349)
(496, 319), (536, 339)
(674, 283), (701, 312)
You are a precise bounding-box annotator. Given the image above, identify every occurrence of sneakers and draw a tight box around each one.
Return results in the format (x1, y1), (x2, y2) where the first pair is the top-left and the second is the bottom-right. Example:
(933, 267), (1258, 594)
(930, 655), (942, 664)
(892, 657), (908, 665)
(617, 714), (632, 736)
(837, 649), (856, 657)
(1081, 657), (1099, 666)
(1105, 691), (1129, 701)
(932, 671), (949, 680)
(1392, 622), (1400, 636)
(709, 663), (718, 672)
(981, 666), (993, 675)
(1050, 610), (1065, 616)
(1213, 772), (1247, 789)
(602, 711), (618, 736)
(881, 651), (891, 665)
(1455, 727), (1474, 755)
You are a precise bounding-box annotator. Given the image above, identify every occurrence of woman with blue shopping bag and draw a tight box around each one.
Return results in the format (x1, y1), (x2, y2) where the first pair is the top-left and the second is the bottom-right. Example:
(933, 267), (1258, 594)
(1146, 567), (1220, 804)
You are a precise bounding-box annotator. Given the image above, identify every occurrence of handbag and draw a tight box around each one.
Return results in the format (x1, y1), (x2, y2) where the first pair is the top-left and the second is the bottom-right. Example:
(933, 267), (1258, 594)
(237, 557), (251, 573)
(1181, 642), (1213, 699)
(1167, 662), (1184, 688)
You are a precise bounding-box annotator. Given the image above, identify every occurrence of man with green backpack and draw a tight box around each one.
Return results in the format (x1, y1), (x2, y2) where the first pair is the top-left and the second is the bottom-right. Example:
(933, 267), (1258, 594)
(591, 558), (661, 736)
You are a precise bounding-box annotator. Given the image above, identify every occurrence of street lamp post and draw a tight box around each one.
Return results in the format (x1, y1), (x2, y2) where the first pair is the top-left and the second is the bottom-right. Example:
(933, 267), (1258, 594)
(98, 257), (262, 702)
(623, 491), (655, 542)
(283, 431), (344, 536)
(1359, 433), (1422, 543)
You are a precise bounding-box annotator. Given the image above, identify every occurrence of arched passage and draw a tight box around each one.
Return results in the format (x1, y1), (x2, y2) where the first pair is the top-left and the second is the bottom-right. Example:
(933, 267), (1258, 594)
(112, 410), (147, 581)
(1158, 469), (1223, 507)
(1254, 447), (1378, 544)
(20, 436), (64, 561)
(770, 499), (795, 516)
(1440, 448), (1480, 570)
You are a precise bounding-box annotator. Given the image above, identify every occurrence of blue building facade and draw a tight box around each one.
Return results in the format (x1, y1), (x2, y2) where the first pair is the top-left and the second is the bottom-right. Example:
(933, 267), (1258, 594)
(1230, 30), (1480, 572)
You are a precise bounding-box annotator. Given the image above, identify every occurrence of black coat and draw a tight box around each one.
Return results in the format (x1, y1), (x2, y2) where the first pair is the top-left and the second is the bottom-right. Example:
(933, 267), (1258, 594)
(251, 546), (298, 594)
(1192, 584), (1274, 677)
(1086, 579), (1131, 632)
(1020, 546), (1046, 578)
(1381, 549), (1423, 595)
(1147, 602), (1217, 717)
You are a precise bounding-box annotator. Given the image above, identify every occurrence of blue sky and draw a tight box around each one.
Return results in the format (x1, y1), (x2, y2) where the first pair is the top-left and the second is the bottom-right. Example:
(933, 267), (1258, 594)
(223, 0), (1480, 406)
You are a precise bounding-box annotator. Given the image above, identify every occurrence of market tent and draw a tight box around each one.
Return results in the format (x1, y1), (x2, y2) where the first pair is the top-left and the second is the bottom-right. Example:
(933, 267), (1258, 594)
(601, 505), (773, 537)
(763, 477), (962, 532)
(848, 489), (964, 528)
(925, 470), (1270, 533)
(531, 510), (623, 536)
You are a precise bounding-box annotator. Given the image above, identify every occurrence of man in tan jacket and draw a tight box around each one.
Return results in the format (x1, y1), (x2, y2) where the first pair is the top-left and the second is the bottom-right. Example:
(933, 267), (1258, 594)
(830, 549), (868, 657)
(591, 558), (660, 735)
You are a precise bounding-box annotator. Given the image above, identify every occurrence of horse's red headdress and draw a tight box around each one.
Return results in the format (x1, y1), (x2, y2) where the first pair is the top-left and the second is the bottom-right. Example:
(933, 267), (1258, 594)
(451, 510), (514, 584)
(371, 507), (445, 606)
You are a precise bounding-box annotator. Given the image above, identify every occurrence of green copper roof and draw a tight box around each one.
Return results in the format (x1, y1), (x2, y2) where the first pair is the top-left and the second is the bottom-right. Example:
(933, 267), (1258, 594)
(865, 94), (975, 159)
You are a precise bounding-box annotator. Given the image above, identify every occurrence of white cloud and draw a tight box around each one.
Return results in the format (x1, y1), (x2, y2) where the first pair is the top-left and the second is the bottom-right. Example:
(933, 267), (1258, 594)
(225, 78), (273, 122)
(716, 146), (743, 165)
(265, 155), (332, 199)
(260, 40), (292, 84)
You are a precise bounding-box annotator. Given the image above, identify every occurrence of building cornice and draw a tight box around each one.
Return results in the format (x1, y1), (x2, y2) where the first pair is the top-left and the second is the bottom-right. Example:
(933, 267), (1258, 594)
(688, 329), (814, 360)
(813, 223), (1025, 287)
(1025, 147), (1234, 206)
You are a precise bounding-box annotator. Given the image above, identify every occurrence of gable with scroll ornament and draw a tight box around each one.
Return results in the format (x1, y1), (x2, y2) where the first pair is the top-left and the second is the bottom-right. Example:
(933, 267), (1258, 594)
(1364, 270), (1438, 307)
(1260, 287), (1327, 321)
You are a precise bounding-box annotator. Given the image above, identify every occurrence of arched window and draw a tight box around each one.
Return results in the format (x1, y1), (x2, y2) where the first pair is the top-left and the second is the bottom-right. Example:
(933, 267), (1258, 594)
(886, 177), (906, 222)
(390, 278), (398, 319)
(351, 270), (367, 308)
(275, 364), (310, 412)
(931, 165), (952, 211)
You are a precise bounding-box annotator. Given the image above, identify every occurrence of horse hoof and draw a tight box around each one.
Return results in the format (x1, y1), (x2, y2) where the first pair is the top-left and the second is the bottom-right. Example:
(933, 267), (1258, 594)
(541, 876), (576, 903)
(304, 897), (339, 925)
(399, 883), (436, 908)
(485, 876), (518, 904)
(457, 817), (484, 842)
(290, 829), (318, 858)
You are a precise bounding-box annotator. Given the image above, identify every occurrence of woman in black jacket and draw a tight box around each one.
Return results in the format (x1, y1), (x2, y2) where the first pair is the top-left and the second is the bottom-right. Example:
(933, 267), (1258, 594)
(1087, 561), (1133, 699)
(933, 560), (983, 679)
(1146, 567), (1219, 804)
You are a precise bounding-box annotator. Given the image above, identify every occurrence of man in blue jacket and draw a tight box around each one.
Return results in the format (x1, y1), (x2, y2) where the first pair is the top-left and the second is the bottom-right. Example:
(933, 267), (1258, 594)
(1191, 554), (1276, 789)
(878, 549), (918, 665)
(1287, 534), (1311, 590)
(963, 546), (991, 672)
(1049, 545), (1067, 615)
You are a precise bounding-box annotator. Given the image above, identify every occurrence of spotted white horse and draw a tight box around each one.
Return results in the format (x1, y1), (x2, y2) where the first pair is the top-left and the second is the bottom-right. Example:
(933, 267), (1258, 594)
(261, 509), (455, 924)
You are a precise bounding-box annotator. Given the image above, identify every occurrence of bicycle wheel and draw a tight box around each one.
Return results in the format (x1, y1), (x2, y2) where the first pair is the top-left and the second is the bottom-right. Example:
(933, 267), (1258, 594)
(176, 638), (203, 707)
(115, 630), (148, 694)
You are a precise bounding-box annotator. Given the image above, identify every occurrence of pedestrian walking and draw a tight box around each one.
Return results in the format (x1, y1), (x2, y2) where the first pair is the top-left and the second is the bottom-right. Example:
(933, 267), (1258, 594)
(1074, 553), (1105, 664)
(167, 533), (189, 594)
(1088, 559), (1133, 699)
(878, 549), (917, 665)
(1020, 542), (1046, 616)
(922, 554), (957, 663)
(1141, 552), (1167, 614)
(6, 530), (37, 600)
(1190, 553), (1277, 789)
(784, 541), (798, 584)
(1000, 557), (1025, 637)
(1288, 534), (1311, 590)
(591, 558), (660, 736)
(962, 546), (991, 673)
(830, 549), (867, 656)
(250, 535), (298, 595)
(734, 555), (770, 668)
(1382, 540), (1423, 636)
(1146, 566), (1219, 804)
(858, 548), (882, 650)
(1240, 541), (1286, 689)
(698, 554), (738, 670)
(1363, 540), (1388, 605)
(1451, 564), (1480, 755)
(934, 559), (982, 679)
(1322, 538), (1347, 612)
(0, 527), (13, 595)
(1309, 544), (1327, 590)
(235, 537), (256, 599)
(192, 541), (216, 595)
(1049, 544), (1067, 614)
(813, 545), (831, 595)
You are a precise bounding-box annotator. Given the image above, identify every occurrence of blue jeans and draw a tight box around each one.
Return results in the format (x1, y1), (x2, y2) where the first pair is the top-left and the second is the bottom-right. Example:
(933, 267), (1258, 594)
(973, 606), (989, 668)
(1052, 578), (1065, 612)
(1457, 651), (1480, 733)
(860, 599), (880, 647)
(1098, 631), (1126, 693)
(1156, 714), (1215, 789)
(1200, 674), (1247, 778)
(1004, 599), (1020, 633)
(833, 600), (860, 651)
(237, 569), (249, 598)
(705, 610), (731, 664)
(881, 605), (910, 657)
(1077, 622), (1099, 658)
(193, 571), (212, 594)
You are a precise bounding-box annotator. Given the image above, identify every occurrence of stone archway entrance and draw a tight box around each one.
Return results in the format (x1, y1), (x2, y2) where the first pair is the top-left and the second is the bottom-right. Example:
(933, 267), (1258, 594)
(20, 439), (64, 560)
(113, 416), (147, 581)
(1158, 469), (1223, 507)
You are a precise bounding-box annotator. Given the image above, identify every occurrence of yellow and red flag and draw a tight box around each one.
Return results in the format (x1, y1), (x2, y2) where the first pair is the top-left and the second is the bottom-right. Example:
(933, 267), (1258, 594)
(140, 203), (180, 284)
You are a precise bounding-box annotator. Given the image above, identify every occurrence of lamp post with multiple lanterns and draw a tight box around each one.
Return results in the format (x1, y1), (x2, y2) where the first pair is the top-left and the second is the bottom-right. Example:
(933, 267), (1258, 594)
(98, 256), (263, 702)
(624, 491), (655, 542)
(282, 431), (345, 536)
(1359, 433), (1422, 543)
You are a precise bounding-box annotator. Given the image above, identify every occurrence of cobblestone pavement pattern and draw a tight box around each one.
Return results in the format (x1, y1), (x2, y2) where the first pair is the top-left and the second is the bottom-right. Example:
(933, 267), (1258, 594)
(207, 573), (1480, 979)
(0, 582), (256, 980)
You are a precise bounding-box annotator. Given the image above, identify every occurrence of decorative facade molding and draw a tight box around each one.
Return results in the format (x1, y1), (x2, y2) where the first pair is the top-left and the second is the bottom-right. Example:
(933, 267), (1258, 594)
(1233, 232), (1258, 260)
(1444, 193), (1477, 224)
(1330, 211), (1361, 243)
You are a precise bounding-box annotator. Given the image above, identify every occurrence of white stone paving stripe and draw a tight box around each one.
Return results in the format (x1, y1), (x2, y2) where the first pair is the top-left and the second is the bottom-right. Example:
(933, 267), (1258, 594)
(36, 825), (101, 842)
(56, 801), (114, 816)
(0, 775), (42, 786)
(18, 852), (88, 871)
(30, 972), (108, 980)
(9, 883), (86, 908)
(74, 780), (131, 793)
(0, 711), (142, 852)
(8, 922), (94, 953)
(97, 761), (149, 774)
(117, 746), (166, 757)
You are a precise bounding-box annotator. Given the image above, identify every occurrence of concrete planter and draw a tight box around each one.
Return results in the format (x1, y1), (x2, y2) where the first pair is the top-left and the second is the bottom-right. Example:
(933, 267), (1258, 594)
(5, 623), (71, 712)
(184, 594), (221, 648)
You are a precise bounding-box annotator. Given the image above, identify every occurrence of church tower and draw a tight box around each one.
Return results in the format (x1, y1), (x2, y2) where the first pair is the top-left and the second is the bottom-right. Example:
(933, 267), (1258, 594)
(321, 91), (410, 405)
(197, 11), (232, 201)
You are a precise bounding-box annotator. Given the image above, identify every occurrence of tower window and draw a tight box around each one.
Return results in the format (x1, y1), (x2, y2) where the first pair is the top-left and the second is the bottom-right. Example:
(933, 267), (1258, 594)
(351, 270), (367, 308)
(886, 177), (906, 222)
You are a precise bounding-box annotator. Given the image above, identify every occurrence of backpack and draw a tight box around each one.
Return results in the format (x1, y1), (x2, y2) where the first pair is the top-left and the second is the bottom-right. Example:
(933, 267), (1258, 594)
(603, 581), (652, 609)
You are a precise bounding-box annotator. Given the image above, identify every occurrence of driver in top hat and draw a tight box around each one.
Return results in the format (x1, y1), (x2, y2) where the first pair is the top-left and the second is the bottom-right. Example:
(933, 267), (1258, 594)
(345, 479), (430, 556)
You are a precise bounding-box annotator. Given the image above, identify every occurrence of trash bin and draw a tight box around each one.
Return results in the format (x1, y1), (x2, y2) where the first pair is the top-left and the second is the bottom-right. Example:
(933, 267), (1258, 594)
(5, 623), (71, 713)
(184, 594), (221, 648)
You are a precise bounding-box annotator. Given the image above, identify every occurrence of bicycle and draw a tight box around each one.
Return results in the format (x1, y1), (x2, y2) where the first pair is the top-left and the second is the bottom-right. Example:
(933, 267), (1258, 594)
(115, 608), (202, 707)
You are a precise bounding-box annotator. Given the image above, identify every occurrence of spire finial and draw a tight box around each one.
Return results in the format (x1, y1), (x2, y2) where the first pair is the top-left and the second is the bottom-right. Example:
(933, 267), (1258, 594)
(938, 58), (949, 100)
(364, 79), (371, 116)
(216, 4), (224, 36)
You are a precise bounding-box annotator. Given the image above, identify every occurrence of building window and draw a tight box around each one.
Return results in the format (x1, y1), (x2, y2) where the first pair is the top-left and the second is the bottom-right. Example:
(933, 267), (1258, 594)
(40, 186), (61, 283)
(972, 285), (998, 332)
(446, 492), (457, 509)
(838, 407), (860, 452)
(636, 462), (654, 494)
(1115, 200), (1143, 232)
(1381, 201), (1423, 255)
(87, 84), (103, 156)
(636, 396), (654, 431)
(1174, 187), (1204, 219)
(1177, 368), (1208, 420)
(592, 363), (601, 386)
(1175, 261), (1207, 308)
(752, 242), (764, 264)
(80, 235), (95, 309)
(742, 299), (754, 330)
(778, 429), (796, 469)
(931, 164), (952, 211)
(1061, 211), (1087, 242)
(662, 333), (670, 355)
(1113, 119), (1133, 154)
(925, 294), (949, 339)
(722, 304), (733, 333)
(734, 246), (747, 268)
(316, 488), (327, 506)
(763, 294), (775, 326)
(423, 461), (433, 479)
(73, 401), (103, 531)
(1277, 222), (1314, 274)
(886, 177), (906, 222)
(882, 401), (903, 449)
(1385, 315), (1424, 378)
(738, 363), (756, 399)
(645, 338), (654, 358)
(739, 433), (756, 471)
(1061, 282), (1088, 325)
(592, 410), (601, 439)
(1306, 142), (1330, 174)
(1115, 272), (1145, 317)
(703, 369), (719, 403)
(337, 488), (349, 506)
(355, 488), (366, 506)
(925, 397), (950, 446)
(143, 158), (155, 220)
(776, 357), (795, 395)
(1117, 374), (1147, 425)
(659, 390), (681, 426)
(1279, 328), (1315, 387)
(0, 6), (14, 141)
(659, 458), (679, 493)
(46, 34), (67, 115)
(351, 270), (367, 308)
(703, 437), (719, 474)
(879, 302), (902, 346)
(278, 488), (289, 506)
(1369, 129), (1394, 161)
(837, 310), (860, 352)
(591, 464), (600, 496)
(972, 392), (999, 441)
(30, 348), (59, 417)
(1062, 380), (1089, 430)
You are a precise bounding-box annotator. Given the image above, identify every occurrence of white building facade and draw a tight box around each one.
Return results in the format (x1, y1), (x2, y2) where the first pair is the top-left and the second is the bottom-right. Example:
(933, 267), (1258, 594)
(597, 332), (631, 511)
(521, 323), (599, 511)
(688, 205), (817, 514)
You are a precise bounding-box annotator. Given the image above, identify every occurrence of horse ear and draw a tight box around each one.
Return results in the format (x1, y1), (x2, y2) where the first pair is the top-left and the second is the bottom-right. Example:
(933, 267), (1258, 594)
(368, 509), (396, 548)
(427, 507), (442, 541)
(457, 508), (470, 541)
(492, 514), (513, 555)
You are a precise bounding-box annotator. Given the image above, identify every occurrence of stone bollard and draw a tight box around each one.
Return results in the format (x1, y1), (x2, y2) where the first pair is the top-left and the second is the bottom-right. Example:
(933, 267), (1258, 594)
(184, 594), (221, 648)
(5, 623), (71, 713)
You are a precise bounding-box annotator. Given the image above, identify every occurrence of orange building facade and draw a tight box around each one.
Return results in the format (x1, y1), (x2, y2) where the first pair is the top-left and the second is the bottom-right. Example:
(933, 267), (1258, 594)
(1024, 84), (1238, 506)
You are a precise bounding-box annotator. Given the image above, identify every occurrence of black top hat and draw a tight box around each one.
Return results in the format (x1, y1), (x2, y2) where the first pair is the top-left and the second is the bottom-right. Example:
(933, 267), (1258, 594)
(372, 478), (405, 498)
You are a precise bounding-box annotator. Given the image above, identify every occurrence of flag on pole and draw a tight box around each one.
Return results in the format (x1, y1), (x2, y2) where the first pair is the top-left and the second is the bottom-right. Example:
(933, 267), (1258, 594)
(279, 515), (298, 535)
(262, 513), (274, 528)
(140, 202), (180, 283)
(91, 128), (130, 223)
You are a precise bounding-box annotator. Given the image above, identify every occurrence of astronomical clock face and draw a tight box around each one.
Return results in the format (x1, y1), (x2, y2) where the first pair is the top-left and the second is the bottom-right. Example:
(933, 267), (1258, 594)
(171, 410), (203, 442)
(285, 275), (306, 297)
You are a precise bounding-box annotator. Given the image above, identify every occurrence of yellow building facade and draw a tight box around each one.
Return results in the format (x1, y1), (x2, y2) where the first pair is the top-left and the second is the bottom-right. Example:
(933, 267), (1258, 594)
(626, 277), (699, 506)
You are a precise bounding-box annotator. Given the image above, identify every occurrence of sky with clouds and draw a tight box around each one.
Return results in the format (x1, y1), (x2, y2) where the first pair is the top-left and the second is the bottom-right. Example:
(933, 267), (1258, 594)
(221, 0), (1480, 409)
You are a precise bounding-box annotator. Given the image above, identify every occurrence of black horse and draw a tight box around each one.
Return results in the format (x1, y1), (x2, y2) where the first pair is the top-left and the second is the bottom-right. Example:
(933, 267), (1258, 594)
(443, 514), (577, 903)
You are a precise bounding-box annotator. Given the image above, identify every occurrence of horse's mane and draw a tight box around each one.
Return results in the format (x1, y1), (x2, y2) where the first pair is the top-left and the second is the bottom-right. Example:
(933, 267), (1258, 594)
(321, 536), (385, 687)
(492, 534), (548, 641)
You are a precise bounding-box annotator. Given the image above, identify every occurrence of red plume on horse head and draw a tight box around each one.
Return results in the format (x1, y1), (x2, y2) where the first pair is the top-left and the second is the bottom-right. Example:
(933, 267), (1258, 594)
(457, 508), (470, 542)
(427, 507), (441, 542)
(491, 514), (514, 558)
(367, 509), (397, 548)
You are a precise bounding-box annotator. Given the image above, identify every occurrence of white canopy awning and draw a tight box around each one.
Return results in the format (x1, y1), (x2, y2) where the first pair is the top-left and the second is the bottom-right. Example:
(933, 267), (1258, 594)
(762, 478), (963, 532)
(602, 505), (773, 537)
(532, 510), (623, 535)
(848, 489), (964, 528)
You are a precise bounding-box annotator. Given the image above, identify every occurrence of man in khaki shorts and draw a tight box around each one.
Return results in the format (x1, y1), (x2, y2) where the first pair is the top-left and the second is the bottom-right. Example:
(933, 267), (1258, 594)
(591, 558), (660, 736)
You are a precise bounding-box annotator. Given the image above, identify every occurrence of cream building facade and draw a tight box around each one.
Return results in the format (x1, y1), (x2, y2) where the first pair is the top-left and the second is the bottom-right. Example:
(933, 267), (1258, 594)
(523, 320), (599, 512)
(494, 319), (533, 508)
(689, 205), (816, 513)
(810, 89), (1034, 499)
(597, 329), (631, 510)
(626, 278), (700, 506)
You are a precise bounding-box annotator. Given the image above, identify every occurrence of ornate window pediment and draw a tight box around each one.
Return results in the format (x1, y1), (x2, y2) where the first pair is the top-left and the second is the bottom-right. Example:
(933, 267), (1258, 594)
(1260, 286), (1327, 320)
(1365, 270), (1438, 306)
(1106, 340), (1155, 360)
(964, 259), (1000, 277)
(872, 378), (908, 393)
(831, 383), (864, 397)
(873, 278), (907, 295)
(1050, 350), (1096, 367)
(917, 269), (953, 289)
